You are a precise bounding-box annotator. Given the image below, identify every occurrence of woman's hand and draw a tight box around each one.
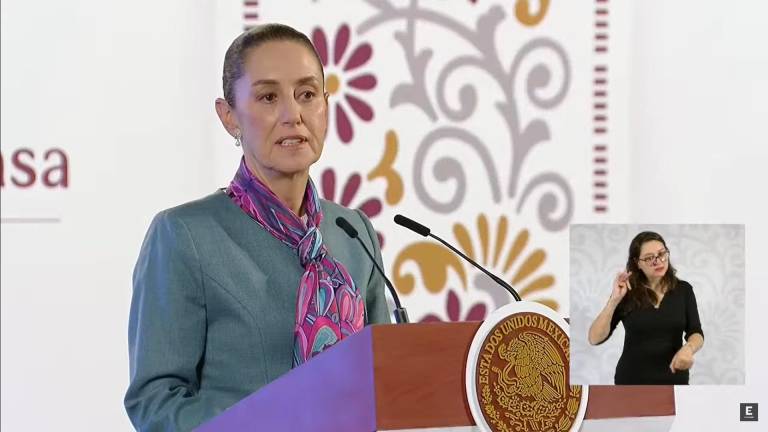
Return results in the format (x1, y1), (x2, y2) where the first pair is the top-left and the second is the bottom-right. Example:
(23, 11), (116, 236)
(670, 345), (695, 373)
(588, 270), (632, 345)
(609, 271), (632, 305)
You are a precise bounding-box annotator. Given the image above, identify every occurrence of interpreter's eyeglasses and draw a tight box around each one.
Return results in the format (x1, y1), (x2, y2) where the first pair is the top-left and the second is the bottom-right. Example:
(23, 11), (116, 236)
(638, 250), (669, 265)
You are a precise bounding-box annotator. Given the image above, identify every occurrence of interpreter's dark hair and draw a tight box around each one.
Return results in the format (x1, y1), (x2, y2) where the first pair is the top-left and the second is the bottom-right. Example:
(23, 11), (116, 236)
(623, 231), (678, 313)
(222, 23), (324, 107)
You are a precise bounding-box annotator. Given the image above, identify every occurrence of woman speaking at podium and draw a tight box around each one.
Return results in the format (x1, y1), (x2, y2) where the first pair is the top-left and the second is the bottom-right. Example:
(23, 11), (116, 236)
(587, 231), (704, 385)
(124, 24), (391, 431)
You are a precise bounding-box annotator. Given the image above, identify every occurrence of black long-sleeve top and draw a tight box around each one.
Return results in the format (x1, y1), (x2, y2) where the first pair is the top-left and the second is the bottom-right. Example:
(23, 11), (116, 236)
(601, 279), (704, 385)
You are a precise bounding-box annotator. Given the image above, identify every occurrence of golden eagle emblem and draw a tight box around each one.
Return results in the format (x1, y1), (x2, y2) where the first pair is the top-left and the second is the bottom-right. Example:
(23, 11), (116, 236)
(475, 312), (582, 432)
(495, 331), (566, 403)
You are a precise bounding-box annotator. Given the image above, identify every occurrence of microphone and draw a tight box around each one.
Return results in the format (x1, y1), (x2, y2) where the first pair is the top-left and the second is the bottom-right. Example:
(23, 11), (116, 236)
(393, 214), (522, 302)
(335, 217), (409, 324)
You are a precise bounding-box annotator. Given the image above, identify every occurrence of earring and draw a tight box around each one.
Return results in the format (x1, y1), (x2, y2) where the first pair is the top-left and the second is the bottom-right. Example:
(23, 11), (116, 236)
(234, 130), (242, 147)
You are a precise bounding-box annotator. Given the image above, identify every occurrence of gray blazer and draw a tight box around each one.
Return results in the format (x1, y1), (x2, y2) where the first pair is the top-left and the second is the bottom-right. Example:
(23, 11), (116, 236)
(124, 191), (391, 431)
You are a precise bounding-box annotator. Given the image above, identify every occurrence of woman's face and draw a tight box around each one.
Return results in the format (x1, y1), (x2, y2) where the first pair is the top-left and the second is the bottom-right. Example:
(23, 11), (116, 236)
(230, 40), (327, 180)
(637, 240), (669, 280)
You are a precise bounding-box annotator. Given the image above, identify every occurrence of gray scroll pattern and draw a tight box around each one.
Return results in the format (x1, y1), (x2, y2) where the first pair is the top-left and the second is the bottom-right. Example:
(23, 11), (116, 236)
(569, 224), (745, 385)
(359, 0), (573, 231)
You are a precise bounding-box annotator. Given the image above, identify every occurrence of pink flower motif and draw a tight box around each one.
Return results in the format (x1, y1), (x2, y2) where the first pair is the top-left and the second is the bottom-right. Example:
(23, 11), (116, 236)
(420, 290), (487, 322)
(312, 24), (377, 144)
(320, 168), (385, 247)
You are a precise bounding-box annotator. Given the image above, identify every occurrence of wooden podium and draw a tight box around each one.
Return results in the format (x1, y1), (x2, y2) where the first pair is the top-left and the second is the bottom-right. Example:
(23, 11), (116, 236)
(196, 323), (675, 431)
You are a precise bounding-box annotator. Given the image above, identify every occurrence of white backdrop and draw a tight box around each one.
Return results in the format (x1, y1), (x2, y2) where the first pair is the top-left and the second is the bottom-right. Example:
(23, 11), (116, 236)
(625, 1), (767, 429)
(1, 0), (767, 431)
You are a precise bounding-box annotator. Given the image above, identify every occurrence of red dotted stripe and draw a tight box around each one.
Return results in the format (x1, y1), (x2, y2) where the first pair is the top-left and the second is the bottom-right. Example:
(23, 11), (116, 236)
(243, 0), (259, 30)
(593, 0), (609, 214)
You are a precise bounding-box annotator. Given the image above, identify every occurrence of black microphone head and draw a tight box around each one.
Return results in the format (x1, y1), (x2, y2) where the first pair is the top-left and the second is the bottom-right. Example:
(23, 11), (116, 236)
(335, 217), (358, 239)
(394, 214), (430, 237)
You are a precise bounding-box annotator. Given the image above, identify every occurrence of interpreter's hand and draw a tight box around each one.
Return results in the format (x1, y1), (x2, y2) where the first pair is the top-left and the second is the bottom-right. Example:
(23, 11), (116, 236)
(670, 345), (695, 373)
(609, 271), (632, 305)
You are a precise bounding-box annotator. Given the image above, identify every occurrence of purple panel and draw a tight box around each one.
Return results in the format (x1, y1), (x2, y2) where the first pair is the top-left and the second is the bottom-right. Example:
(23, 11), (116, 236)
(196, 327), (377, 432)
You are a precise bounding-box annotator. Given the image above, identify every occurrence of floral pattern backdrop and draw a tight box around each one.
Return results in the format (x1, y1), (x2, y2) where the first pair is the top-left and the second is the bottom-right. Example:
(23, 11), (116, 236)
(221, 0), (628, 323)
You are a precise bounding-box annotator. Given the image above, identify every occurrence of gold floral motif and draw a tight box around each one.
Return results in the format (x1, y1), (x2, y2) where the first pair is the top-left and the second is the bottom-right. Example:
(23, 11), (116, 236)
(367, 130), (404, 205)
(391, 214), (558, 310)
(454, 214), (559, 310)
(392, 242), (467, 295)
(515, 0), (551, 27)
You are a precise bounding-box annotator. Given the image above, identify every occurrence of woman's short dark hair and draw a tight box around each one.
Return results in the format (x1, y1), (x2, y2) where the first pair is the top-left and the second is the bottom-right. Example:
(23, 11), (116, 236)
(624, 231), (679, 313)
(222, 23), (324, 107)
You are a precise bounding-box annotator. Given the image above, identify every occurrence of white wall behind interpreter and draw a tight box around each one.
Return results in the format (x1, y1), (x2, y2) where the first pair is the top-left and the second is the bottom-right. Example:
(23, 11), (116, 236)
(628, 1), (768, 430)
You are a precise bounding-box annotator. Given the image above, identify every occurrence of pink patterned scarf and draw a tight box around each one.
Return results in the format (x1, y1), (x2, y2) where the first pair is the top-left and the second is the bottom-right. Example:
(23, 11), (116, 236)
(227, 159), (365, 367)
